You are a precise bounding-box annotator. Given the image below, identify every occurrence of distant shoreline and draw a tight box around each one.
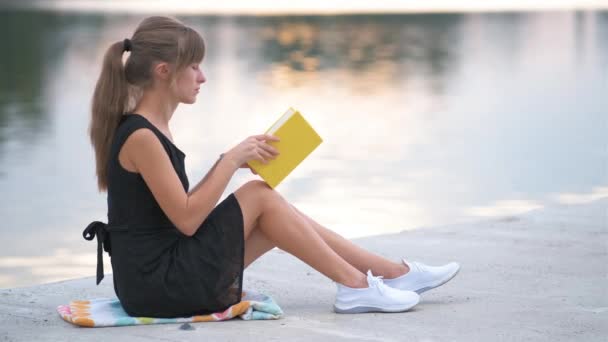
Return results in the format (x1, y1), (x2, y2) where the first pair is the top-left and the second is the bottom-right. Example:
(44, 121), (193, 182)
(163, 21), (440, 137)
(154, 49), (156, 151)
(2, 0), (607, 15)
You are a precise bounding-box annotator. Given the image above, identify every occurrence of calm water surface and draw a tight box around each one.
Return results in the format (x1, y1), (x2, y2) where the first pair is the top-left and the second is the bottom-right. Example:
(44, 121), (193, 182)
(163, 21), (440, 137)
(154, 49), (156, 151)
(1, 10), (606, 288)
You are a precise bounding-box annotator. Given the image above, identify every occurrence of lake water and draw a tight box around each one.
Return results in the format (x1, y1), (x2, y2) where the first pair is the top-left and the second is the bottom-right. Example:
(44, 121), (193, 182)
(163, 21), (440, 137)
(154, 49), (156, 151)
(1, 10), (606, 288)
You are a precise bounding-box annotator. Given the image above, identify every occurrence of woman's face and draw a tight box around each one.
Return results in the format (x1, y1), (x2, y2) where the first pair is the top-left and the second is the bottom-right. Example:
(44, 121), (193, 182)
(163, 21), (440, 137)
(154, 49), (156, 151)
(174, 62), (206, 104)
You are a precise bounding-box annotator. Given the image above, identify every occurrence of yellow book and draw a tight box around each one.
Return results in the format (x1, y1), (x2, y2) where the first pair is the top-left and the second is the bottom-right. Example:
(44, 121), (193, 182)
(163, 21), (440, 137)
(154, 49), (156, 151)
(247, 107), (323, 189)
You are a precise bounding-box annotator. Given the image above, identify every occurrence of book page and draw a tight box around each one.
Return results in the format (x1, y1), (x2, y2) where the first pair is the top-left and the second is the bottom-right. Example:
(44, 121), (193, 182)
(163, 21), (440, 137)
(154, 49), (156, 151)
(266, 108), (295, 134)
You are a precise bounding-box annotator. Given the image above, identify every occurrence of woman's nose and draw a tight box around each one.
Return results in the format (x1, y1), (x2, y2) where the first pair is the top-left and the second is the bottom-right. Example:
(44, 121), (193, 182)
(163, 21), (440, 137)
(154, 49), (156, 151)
(198, 71), (206, 84)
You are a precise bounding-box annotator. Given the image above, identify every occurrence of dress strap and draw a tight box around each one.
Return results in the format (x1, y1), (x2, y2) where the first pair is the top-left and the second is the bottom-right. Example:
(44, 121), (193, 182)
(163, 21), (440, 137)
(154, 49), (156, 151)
(82, 221), (128, 285)
(112, 114), (177, 163)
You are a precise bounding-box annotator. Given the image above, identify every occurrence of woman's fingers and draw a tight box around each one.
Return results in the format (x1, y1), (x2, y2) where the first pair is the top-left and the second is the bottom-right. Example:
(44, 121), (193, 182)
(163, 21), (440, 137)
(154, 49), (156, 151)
(243, 135), (280, 164)
(253, 134), (280, 142)
(256, 140), (279, 156)
(257, 149), (274, 163)
(264, 145), (280, 156)
(250, 135), (280, 157)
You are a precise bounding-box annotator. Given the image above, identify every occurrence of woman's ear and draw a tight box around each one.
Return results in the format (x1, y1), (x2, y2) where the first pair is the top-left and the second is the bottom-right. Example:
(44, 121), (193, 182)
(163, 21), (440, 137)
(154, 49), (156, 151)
(153, 62), (171, 81)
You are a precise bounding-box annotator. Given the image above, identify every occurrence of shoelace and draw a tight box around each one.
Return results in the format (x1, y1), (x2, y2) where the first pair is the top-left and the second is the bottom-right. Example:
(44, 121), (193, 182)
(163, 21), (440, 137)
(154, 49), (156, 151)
(366, 270), (386, 295)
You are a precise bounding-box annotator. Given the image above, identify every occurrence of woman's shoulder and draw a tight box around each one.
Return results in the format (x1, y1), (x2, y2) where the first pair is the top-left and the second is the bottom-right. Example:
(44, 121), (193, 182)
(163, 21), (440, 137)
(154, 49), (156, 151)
(114, 114), (156, 141)
(115, 114), (177, 156)
(111, 114), (154, 152)
(119, 113), (186, 157)
(118, 113), (148, 129)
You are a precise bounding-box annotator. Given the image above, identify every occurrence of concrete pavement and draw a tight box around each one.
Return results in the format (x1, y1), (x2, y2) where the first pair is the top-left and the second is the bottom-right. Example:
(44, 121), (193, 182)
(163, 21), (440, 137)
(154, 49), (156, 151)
(1, 198), (606, 341)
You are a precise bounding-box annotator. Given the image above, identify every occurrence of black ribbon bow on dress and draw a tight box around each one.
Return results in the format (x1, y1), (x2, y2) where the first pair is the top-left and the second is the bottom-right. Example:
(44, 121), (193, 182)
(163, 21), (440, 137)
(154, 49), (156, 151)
(82, 221), (111, 285)
(82, 221), (127, 285)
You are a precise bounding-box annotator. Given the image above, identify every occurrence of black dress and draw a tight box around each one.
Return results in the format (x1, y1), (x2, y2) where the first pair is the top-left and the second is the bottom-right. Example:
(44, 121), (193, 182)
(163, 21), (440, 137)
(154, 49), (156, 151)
(82, 113), (244, 318)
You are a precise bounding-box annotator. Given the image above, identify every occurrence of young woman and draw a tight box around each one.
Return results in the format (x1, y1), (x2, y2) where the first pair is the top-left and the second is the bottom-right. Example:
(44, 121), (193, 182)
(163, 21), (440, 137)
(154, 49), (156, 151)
(84, 16), (460, 318)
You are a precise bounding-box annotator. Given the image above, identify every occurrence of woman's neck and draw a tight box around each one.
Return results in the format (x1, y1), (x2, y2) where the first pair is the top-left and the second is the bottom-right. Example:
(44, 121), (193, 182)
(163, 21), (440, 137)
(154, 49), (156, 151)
(132, 87), (178, 129)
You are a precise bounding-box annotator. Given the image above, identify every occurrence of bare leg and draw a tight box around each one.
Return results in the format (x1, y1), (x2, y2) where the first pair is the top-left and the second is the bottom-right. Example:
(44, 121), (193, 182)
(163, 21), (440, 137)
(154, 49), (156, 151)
(242, 201), (408, 278)
(234, 181), (367, 288)
(289, 204), (409, 278)
(243, 228), (274, 268)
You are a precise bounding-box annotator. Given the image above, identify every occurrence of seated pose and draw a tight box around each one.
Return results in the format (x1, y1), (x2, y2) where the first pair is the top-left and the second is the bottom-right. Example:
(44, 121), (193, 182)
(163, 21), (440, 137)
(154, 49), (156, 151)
(84, 16), (460, 317)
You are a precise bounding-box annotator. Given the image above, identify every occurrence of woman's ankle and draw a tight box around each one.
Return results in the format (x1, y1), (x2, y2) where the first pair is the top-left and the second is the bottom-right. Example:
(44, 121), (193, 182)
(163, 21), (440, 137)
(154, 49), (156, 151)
(341, 274), (368, 289)
(385, 263), (410, 279)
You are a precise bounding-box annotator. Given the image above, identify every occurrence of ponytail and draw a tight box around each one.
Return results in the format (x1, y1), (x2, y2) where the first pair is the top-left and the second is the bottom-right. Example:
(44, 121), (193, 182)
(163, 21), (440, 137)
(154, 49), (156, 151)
(89, 41), (129, 192)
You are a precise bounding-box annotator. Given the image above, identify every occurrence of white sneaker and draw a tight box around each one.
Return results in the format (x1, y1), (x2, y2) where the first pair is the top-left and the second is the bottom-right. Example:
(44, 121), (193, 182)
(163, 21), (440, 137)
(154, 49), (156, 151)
(383, 259), (460, 294)
(334, 270), (420, 314)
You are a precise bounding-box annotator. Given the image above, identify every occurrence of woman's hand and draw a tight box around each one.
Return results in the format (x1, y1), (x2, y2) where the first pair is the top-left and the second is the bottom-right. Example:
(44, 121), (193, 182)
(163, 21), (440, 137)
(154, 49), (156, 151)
(223, 134), (280, 169)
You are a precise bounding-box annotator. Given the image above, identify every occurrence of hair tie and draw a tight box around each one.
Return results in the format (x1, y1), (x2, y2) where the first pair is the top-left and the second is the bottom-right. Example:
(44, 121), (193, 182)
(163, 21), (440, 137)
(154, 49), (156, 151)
(123, 38), (132, 52)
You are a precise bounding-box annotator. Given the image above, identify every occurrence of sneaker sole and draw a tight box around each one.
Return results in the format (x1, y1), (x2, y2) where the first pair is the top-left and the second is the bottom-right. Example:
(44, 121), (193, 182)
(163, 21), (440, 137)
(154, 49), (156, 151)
(415, 265), (460, 294)
(333, 298), (420, 314)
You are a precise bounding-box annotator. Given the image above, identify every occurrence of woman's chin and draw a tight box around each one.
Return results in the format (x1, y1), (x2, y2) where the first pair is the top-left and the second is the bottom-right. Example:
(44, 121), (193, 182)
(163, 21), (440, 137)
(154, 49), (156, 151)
(182, 97), (197, 105)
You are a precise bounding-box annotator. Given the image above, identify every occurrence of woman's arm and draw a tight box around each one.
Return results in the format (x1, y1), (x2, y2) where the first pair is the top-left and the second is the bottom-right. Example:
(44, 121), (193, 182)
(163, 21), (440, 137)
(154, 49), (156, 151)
(189, 153), (257, 195)
(187, 153), (224, 196)
(125, 129), (239, 236)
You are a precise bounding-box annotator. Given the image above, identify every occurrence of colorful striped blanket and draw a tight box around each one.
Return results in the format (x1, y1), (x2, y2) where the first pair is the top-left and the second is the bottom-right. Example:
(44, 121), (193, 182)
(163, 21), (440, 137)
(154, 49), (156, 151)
(57, 290), (282, 327)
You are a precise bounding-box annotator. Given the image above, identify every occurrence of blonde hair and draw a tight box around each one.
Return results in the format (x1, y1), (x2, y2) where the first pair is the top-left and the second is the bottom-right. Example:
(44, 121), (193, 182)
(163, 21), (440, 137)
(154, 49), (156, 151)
(89, 16), (205, 192)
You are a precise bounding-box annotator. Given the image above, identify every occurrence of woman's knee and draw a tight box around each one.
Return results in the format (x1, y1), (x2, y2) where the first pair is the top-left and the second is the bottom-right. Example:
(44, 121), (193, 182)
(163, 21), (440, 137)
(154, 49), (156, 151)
(243, 180), (271, 191)
(236, 180), (283, 210)
(238, 180), (270, 197)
